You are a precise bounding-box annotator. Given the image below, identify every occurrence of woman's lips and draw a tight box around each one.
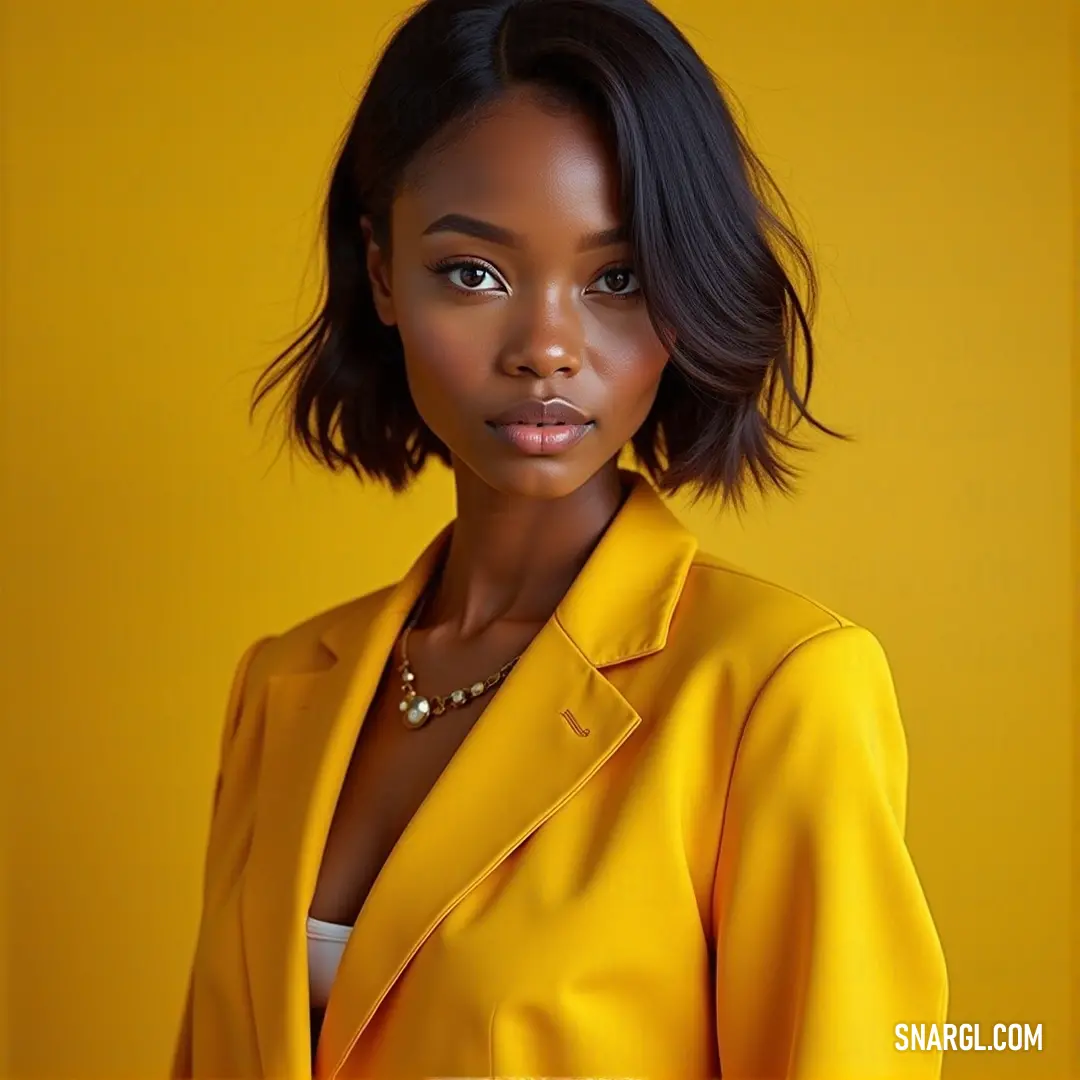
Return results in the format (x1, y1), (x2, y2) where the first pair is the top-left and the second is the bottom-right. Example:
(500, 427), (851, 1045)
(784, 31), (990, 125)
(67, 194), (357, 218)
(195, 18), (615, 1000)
(486, 421), (595, 456)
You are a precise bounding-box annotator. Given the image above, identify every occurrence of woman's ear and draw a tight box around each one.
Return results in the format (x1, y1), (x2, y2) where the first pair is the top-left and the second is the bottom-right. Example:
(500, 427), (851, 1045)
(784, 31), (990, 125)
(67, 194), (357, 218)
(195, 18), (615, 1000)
(360, 214), (396, 327)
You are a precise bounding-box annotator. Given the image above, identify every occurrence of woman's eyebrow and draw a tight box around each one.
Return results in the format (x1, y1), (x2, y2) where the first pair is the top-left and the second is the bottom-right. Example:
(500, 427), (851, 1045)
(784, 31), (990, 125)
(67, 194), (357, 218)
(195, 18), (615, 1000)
(421, 213), (627, 252)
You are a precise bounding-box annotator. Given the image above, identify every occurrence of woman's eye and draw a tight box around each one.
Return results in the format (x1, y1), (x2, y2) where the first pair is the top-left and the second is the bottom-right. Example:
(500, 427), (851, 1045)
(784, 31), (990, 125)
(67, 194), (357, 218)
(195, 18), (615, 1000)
(589, 267), (640, 297)
(438, 261), (504, 293)
(432, 260), (639, 298)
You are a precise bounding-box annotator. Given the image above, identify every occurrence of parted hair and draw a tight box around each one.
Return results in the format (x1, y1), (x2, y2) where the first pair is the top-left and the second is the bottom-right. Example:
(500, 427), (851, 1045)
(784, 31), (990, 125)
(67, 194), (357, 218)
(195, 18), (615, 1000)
(252, 0), (844, 506)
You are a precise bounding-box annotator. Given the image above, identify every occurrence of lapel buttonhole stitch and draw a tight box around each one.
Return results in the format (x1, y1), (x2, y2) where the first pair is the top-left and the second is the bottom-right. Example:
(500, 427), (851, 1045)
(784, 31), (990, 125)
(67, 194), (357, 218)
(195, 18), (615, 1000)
(560, 708), (591, 737)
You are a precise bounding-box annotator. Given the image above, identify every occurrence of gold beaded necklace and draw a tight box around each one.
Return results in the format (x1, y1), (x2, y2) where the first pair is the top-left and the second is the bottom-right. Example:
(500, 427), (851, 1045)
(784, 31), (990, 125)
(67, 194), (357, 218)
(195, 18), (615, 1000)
(396, 579), (522, 730)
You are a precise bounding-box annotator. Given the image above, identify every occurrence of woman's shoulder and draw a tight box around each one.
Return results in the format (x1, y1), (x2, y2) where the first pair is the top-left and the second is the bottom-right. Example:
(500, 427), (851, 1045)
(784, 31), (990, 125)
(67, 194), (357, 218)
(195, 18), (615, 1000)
(687, 548), (849, 627)
(238, 583), (397, 682)
(673, 548), (882, 680)
(670, 553), (903, 777)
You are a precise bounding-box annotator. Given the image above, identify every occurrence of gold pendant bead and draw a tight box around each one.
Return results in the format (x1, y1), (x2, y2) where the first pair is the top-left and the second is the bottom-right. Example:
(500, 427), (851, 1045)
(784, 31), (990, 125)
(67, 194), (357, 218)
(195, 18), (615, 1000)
(403, 695), (431, 728)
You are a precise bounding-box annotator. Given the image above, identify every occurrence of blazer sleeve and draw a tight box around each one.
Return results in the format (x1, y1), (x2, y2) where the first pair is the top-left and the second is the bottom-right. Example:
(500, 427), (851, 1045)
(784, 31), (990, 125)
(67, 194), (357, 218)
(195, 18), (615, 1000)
(712, 624), (948, 1080)
(170, 636), (274, 1079)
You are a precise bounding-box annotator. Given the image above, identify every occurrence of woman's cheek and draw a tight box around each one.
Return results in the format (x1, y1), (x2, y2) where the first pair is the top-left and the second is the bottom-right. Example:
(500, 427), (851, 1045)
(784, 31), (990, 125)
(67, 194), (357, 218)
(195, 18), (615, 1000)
(588, 329), (667, 410)
(397, 314), (496, 448)
(399, 314), (461, 383)
(400, 292), (499, 384)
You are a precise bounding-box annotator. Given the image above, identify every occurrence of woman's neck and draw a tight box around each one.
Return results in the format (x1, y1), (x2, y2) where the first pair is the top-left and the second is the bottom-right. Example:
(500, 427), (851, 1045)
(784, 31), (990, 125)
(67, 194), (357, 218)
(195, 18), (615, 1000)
(423, 461), (628, 640)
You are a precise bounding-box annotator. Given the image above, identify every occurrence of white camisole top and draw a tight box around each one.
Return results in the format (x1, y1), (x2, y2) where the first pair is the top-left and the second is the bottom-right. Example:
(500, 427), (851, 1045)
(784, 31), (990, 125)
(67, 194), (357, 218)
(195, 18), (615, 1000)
(307, 916), (353, 1010)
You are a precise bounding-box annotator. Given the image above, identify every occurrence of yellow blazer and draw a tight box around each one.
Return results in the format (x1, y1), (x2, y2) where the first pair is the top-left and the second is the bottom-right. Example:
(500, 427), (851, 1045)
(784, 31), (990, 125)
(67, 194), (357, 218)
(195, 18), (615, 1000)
(173, 471), (948, 1079)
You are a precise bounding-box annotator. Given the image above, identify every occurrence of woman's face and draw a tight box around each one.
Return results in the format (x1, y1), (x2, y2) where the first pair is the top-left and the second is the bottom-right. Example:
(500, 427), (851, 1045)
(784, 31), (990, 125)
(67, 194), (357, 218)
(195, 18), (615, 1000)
(364, 87), (670, 501)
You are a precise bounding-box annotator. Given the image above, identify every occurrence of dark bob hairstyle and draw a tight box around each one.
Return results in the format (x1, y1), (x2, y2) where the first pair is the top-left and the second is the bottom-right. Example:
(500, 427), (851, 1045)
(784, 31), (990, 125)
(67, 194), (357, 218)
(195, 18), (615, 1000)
(252, 0), (843, 506)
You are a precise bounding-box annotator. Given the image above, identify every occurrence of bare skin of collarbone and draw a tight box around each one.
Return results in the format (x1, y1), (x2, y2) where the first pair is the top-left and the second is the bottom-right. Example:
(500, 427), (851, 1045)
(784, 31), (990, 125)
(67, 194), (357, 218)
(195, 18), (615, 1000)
(307, 615), (545, 928)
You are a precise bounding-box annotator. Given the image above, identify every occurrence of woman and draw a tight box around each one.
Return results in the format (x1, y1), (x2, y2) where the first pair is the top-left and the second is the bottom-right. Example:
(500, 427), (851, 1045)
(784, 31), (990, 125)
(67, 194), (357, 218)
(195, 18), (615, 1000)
(172, 0), (948, 1076)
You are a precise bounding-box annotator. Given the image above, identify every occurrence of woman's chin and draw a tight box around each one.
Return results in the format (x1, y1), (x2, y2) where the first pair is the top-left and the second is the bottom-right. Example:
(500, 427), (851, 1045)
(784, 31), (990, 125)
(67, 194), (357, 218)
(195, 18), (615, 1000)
(452, 452), (615, 502)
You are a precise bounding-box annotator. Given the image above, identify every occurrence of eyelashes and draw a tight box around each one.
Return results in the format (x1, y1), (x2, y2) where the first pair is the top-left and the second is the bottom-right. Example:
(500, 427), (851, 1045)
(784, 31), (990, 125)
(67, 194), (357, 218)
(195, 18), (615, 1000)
(426, 257), (642, 299)
(428, 257), (504, 293)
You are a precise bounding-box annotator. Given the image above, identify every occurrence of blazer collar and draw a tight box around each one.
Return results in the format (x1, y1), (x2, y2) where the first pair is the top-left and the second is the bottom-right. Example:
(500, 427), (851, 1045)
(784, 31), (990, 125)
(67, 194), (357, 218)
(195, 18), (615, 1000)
(320, 468), (699, 671)
(240, 469), (699, 1079)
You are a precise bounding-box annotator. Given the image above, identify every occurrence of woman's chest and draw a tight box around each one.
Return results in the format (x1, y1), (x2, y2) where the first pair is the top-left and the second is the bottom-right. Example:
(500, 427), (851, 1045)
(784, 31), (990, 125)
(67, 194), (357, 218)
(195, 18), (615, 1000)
(308, 669), (491, 926)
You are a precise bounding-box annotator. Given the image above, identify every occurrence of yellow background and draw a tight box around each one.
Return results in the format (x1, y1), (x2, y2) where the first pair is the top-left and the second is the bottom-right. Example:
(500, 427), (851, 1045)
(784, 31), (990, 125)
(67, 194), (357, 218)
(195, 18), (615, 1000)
(1, 1), (1075, 1077)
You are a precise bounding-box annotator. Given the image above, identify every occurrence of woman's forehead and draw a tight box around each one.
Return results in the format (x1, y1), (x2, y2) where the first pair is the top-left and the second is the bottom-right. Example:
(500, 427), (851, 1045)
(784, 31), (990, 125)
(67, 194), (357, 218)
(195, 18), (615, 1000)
(398, 92), (623, 240)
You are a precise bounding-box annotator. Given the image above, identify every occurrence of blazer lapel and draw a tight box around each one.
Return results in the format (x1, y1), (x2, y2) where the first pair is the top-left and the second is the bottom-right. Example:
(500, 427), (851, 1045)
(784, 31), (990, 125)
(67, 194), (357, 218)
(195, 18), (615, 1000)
(313, 471), (700, 1079)
(239, 526), (451, 1078)
(315, 616), (642, 1078)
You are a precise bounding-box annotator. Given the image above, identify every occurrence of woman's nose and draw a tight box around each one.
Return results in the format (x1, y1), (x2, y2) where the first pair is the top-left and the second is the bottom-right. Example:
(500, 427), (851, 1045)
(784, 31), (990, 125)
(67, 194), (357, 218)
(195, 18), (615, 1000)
(497, 285), (584, 379)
